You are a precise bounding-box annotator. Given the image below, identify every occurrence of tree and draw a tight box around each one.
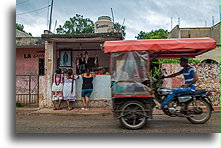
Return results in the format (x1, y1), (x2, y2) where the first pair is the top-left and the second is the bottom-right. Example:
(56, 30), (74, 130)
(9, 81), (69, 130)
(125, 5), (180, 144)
(16, 23), (32, 36)
(56, 14), (126, 39)
(16, 23), (25, 32)
(114, 22), (126, 39)
(56, 14), (94, 34)
(135, 29), (168, 39)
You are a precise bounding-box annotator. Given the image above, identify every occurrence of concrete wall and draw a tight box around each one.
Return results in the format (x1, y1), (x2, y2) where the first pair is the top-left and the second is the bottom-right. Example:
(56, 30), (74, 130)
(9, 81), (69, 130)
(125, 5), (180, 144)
(162, 64), (220, 106)
(169, 23), (220, 42)
(16, 29), (32, 37)
(16, 37), (44, 47)
(39, 75), (112, 108)
(180, 28), (211, 38)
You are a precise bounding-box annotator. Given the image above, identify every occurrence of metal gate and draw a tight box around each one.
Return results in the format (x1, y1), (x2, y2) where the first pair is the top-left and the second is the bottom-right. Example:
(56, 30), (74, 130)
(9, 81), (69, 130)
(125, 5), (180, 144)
(16, 75), (39, 107)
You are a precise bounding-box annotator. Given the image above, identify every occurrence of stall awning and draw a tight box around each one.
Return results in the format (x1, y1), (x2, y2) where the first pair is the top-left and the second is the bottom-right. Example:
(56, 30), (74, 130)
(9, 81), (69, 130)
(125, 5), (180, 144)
(104, 38), (216, 58)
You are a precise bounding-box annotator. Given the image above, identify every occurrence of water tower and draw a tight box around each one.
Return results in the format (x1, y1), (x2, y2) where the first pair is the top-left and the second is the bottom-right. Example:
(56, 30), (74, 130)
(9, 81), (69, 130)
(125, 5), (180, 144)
(94, 16), (114, 33)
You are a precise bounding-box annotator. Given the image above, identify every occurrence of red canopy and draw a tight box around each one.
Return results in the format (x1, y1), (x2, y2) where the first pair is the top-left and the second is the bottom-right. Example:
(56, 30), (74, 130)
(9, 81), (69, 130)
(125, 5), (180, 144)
(104, 38), (216, 58)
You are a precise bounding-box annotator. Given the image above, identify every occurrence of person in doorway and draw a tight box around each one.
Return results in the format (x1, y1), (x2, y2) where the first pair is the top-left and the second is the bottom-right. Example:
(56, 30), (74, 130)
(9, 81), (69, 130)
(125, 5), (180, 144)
(75, 55), (80, 74)
(63, 69), (79, 110)
(94, 54), (99, 69)
(160, 56), (198, 110)
(81, 68), (96, 110)
(51, 68), (64, 110)
(84, 51), (89, 70)
(79, 53), (86, 74)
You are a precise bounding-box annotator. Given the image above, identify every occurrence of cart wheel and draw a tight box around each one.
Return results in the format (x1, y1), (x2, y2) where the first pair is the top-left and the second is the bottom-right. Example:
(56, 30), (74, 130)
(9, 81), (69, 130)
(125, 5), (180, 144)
(120, 100), (147, 130)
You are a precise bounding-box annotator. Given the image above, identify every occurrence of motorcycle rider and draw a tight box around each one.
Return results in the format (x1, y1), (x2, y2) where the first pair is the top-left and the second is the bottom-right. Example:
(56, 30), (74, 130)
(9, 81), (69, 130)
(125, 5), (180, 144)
(161, 56), (198, 110)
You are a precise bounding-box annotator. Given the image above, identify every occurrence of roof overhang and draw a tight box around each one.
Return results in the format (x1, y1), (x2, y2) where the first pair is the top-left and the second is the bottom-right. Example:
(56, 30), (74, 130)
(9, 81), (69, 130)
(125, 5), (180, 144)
(104, 38), (216, 58)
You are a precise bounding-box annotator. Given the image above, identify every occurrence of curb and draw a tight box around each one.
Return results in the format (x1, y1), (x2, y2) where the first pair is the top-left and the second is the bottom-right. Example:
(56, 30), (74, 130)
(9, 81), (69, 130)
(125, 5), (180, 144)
(16, 106), (220, 116)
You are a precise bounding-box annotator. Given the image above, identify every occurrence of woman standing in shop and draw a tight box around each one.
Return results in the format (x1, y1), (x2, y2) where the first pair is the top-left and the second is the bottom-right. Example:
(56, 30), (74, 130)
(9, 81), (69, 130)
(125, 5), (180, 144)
(63, 69), (79, 110)
(51, 68), (64, 110)
(81, 68), (96, 110)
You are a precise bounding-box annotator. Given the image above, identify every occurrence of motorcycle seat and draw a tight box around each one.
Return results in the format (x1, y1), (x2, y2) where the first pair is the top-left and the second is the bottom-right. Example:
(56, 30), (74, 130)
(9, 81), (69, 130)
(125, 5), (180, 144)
(177, 89), (206, 96)
(194, 89), (207, 94)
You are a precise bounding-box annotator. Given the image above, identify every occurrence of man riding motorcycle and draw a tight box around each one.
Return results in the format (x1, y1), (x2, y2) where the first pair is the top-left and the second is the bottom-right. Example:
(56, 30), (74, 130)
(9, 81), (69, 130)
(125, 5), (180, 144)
(160, 56), (198, 110)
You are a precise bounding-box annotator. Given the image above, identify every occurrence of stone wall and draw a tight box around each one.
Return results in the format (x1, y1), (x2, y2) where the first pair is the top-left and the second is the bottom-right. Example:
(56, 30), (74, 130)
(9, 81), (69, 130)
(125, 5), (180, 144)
(162, 64), (220, 106)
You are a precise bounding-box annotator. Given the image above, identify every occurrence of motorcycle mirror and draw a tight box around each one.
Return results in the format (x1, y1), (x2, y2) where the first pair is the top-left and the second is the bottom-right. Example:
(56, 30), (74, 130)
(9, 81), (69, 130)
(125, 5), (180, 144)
(155, 75), (160, 79)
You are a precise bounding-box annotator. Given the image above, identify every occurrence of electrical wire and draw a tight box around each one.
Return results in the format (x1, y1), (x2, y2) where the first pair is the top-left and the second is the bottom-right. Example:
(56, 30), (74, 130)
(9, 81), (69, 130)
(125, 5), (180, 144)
(16, 0), (29, 5)
(16, 5), (51, 15)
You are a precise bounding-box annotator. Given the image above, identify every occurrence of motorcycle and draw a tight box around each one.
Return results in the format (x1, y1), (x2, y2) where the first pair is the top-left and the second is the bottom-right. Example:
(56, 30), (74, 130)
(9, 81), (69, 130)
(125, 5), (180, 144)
(104, 38), (216, 129)
(152, 76), (214, 124)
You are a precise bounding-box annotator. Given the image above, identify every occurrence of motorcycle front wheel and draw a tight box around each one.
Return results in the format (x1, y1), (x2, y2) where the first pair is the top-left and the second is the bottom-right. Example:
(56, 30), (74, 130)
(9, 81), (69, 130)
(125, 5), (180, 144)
(185, 98), (212, 124)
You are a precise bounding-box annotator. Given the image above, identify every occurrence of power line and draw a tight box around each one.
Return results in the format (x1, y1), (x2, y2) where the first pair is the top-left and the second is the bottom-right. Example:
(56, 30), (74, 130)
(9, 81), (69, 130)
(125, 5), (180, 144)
(16, 5), (50, 15)
(16, 0), (29, 5)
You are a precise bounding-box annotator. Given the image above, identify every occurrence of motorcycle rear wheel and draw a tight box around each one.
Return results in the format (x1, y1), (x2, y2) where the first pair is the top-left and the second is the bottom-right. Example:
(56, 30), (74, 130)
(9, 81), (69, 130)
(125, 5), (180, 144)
(119, 100), (147, 130)
(185, 98), (212, 124)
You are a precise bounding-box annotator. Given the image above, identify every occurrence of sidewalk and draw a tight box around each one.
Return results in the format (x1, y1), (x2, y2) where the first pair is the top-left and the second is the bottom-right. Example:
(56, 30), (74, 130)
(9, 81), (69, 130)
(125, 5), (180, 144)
(16, 106), (220, 116)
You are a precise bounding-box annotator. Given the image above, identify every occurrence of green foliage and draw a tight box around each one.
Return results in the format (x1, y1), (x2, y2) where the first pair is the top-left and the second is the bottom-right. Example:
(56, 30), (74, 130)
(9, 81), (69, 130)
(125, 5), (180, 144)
(154, 58), (203, 64)
(16, 23), (32, 36)
(56, 14), (94, 34)
(135, 29), (168, 39)
(56, 14), (127, 38)
(151, 65), (161, 81)
(16, 102), (25, 107)
(150, 58), (204, 81)
(16, 23), (24, 32)
(114, 22), (126, 39)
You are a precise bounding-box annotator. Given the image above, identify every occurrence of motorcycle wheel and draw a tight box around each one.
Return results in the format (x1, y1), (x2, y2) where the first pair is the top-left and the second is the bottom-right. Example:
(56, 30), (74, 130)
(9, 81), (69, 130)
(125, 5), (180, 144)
(119, 100), (147, 130)
(185, 98), (212, 124)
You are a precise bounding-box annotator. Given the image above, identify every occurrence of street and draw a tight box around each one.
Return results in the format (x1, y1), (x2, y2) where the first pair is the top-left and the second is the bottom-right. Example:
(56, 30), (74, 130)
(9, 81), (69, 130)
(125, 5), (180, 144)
(16, 109), (220, 133)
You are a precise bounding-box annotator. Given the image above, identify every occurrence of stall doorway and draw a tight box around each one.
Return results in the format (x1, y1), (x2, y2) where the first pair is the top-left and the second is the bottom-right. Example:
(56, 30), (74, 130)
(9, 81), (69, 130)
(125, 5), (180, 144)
(39, 59), (45, 75)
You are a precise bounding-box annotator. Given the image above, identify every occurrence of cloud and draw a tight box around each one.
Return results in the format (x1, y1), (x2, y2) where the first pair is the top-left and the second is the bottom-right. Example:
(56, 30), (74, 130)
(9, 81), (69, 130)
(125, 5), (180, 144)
(16, 0), (220, 39)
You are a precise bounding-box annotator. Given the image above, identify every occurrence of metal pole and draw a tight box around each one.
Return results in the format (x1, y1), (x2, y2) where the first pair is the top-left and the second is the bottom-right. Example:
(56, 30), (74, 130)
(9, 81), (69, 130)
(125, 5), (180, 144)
(29, 75), (31, 106)
(49, 0), (54, 32)
(46, 0), (50, 27)
(212, 16), (214, 26)
(111, 8), (115, 24)
(178, 17), (180, 26)
(171, 17), (173, 30)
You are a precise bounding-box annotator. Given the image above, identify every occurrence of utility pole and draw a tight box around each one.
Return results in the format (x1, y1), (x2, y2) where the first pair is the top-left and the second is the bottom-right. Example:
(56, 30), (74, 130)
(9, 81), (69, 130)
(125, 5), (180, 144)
(212, 16), (214, 26)
(178, 17), (180, 26)
(49, 0), (54, 32)
(111, 8), (115, 24)
(171, 17), (173, 30)
(54, 20), (57, 33)
(46, 0), (50, 27)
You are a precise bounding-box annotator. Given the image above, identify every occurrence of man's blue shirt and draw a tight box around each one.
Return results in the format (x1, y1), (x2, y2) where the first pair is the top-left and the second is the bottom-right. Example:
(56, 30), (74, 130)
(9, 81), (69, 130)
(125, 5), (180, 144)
(179, 65), (196, 90)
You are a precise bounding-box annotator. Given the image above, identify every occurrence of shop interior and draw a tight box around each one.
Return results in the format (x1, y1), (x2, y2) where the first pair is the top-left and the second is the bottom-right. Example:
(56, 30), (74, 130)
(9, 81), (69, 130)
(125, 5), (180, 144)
(56, 49), (110, 75)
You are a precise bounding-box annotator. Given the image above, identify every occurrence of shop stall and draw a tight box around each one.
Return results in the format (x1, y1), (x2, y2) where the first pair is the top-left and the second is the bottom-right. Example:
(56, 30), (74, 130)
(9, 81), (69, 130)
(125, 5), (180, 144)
(39, 32), (122, 108)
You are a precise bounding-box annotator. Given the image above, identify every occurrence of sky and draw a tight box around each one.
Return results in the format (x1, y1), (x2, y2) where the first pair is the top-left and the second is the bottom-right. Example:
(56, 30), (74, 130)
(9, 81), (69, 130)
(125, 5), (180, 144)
(16, 0), (220, 40)
(0, 1), (220, 148)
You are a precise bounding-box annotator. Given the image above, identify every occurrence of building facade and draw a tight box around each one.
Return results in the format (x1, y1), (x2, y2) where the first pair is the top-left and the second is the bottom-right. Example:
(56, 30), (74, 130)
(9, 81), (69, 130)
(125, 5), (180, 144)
(39, 32), (123, 108)
(169, 22), (220, 63)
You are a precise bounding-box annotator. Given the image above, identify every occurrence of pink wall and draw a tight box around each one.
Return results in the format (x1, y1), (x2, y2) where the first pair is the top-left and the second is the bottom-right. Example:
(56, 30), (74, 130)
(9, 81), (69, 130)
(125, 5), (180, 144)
(16, 48), (45, 75)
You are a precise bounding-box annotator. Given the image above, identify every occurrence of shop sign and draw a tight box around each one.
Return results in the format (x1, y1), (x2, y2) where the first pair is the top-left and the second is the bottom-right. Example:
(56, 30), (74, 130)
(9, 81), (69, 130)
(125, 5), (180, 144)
(24, 53), (44, 59)
(96, 24), (109, 29)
